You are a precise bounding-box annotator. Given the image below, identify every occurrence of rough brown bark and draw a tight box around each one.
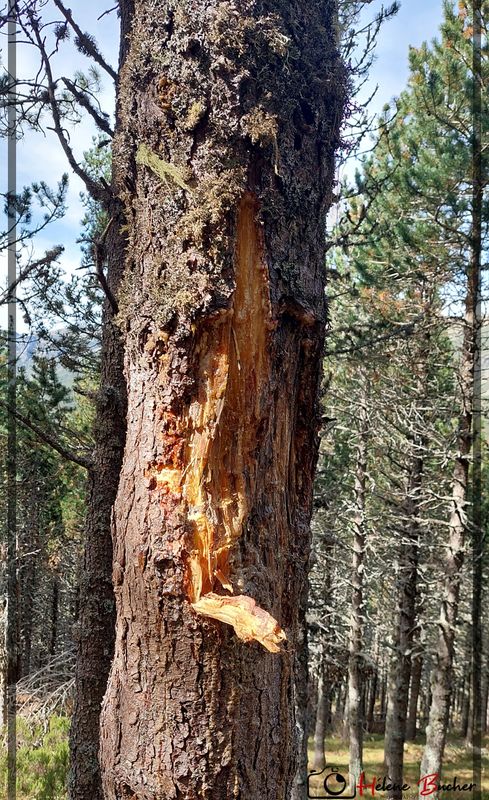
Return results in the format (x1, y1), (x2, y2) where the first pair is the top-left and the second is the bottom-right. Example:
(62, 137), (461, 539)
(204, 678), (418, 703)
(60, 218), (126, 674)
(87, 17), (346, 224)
(99, 2), (343, 798)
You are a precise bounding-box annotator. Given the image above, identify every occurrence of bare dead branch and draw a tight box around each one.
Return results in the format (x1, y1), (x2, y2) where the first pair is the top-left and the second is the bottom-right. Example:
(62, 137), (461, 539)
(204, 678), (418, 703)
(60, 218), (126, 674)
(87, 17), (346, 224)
(27, 11), (111, 207)
(61, 76), (114, 137)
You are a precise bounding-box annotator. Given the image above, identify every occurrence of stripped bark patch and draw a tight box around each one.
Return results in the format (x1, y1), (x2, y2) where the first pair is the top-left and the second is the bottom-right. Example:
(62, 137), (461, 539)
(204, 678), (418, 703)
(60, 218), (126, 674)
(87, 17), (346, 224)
(151, 193), (285, 650)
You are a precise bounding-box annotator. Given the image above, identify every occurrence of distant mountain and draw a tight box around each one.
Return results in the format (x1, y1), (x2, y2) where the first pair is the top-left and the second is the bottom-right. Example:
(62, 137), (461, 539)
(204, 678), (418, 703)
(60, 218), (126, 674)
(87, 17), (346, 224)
(9, 331), (77, 389)
(16, 333), (39, 371)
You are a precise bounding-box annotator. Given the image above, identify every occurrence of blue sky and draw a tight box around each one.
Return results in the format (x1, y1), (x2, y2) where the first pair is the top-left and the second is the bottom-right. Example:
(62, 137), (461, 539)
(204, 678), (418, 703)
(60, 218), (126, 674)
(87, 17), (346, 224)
(365, 0), (444, 115)
(2, 0), (445, 332)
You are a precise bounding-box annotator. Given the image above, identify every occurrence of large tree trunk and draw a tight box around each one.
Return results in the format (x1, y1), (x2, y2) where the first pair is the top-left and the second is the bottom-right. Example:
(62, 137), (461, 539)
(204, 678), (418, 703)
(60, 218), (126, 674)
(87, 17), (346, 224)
(99, 2), (343, 798)
(384, 453), (422, 798)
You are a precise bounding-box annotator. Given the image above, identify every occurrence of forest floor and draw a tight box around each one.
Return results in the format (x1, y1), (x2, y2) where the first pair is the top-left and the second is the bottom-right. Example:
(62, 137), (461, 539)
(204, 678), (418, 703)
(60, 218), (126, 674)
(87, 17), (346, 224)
(2, 719), (488, 799)
(308, 734), (489, 798)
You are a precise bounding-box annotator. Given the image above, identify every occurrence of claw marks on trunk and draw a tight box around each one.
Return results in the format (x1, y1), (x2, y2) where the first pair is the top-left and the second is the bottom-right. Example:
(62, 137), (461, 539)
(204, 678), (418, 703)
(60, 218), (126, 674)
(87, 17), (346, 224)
(148, 193), (286, 653)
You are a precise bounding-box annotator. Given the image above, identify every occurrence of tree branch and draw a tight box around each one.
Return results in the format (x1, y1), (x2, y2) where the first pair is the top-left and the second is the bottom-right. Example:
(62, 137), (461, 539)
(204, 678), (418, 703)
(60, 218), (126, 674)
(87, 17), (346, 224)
(28, 12), (111, 207)
(52, 0), (118, 83)
(73, 385), (97, 401)
(94, 217), (119, 314)
(61, 77), (114, 137)
(0, 247), (63, 306)
(0, 400), (92, 470)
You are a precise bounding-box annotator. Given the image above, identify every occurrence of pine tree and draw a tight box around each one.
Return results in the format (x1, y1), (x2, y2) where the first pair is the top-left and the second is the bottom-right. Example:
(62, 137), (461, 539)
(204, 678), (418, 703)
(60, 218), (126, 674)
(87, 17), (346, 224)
(317, 3), (488, 795)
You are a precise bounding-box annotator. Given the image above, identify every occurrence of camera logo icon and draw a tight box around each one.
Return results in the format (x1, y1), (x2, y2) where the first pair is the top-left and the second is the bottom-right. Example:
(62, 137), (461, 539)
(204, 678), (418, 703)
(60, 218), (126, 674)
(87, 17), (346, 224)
(307, 767), (356, 799)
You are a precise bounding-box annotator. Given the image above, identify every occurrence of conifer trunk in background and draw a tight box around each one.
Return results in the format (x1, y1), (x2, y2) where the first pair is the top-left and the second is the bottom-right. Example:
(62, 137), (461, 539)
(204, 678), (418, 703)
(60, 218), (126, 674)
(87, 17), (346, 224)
(481, 672), (488, 734)
(366, 633), (380, 734)
(406, 653), (422, 741)
(99, 2), (343, 798)
(366, 666), (378, 733)
(49, 576), (59, 658)
(384, 453), (422, 798)
(19, 489), (39, 677)
(348, 376), (369, 789)
(380, 667), (387, 721)
(419, 183), (481, 800)
(313, 657), (328, 771)
(68, 235), (127, 800)
(292, 592), (311, 800)
(465, 694), (474, 748)
(336, 680), (348, 730)
(460, 653), (471, 738)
